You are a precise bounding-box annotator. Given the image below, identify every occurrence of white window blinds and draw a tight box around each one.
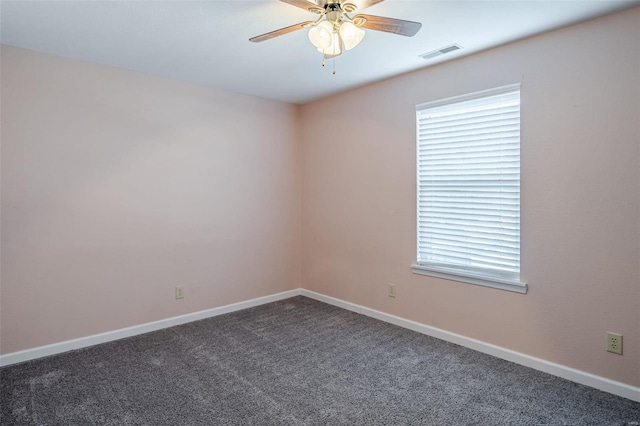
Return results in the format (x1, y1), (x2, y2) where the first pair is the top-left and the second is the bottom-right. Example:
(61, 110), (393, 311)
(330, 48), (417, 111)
(415, 85), (523, 289)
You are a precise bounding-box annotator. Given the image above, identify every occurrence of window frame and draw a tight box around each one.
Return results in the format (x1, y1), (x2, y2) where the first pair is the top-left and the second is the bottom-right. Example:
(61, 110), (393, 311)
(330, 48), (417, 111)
(411, 84), (527, 294)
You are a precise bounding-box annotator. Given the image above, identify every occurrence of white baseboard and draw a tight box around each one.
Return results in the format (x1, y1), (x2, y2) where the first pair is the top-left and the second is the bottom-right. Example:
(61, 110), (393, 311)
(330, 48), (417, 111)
(0, 289), (302, 367)
(2, 287), (638, 403)
(300, 289), (640, 403)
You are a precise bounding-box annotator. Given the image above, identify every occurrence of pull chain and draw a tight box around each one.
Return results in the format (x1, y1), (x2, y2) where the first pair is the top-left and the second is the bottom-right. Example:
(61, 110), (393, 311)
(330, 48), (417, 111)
(319, 53), (336, 74)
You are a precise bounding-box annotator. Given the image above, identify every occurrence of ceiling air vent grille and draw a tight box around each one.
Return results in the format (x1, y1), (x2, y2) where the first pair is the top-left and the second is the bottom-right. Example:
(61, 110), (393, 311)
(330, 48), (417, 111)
(420, 44), (463, 60)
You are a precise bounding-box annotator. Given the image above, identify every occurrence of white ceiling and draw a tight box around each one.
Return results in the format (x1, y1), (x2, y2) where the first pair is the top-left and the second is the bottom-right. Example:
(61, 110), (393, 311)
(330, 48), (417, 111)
(1, 0), (638, 104)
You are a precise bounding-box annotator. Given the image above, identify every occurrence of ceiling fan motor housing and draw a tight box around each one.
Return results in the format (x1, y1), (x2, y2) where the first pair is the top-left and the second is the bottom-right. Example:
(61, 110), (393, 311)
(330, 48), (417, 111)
(324, 1), (357, 14)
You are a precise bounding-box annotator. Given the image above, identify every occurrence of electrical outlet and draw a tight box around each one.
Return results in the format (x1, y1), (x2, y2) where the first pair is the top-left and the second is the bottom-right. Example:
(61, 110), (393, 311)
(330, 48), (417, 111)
(607, 332), (623, 355)
(175, 286), (185, 300)
(388, 283), (397, 298)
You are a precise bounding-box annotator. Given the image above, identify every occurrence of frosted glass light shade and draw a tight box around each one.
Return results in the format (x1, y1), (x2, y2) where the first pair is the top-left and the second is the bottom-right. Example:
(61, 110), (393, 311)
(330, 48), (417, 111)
(339, 21), (365, 50)
(308, 21), (333, 50)
(318, 31), (342, 57)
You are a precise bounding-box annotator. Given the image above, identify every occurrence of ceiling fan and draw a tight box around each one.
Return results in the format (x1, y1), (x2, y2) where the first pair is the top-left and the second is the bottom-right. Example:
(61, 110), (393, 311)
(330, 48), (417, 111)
(249, 0), (422, 72)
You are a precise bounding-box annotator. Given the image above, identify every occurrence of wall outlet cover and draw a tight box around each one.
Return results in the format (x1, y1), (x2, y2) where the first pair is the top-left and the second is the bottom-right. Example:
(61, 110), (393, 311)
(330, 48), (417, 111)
(607, 332), (622, 355)
(388, 284), (397, 298)
(175, 286), (185, 300)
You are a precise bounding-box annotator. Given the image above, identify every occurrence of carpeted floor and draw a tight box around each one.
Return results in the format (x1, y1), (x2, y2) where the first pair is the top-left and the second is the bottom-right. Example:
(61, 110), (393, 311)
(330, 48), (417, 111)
(1, 296), (639, 425)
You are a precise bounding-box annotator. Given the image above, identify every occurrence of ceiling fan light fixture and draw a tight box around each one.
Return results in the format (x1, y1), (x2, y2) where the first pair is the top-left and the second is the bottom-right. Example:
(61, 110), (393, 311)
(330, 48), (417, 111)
(250, 0), (422, 74)
(308, 21), (333, 50)
(339, 21), (365, 50)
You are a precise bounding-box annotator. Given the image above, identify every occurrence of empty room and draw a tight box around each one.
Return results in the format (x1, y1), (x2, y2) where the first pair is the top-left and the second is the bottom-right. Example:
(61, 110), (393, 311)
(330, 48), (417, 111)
(1, 0), (639, 424)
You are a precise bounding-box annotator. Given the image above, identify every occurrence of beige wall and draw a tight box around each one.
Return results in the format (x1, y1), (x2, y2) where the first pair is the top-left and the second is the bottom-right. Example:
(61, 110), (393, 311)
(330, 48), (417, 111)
(301, 8), (640, 386)
(0, 46), (301, 354)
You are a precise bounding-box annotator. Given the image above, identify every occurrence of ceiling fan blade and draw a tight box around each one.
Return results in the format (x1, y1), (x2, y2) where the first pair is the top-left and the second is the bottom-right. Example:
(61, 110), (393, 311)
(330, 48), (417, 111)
(353, 14), (422, 37)
(249, 21), (314, 43)
(279, 0), (323, 13)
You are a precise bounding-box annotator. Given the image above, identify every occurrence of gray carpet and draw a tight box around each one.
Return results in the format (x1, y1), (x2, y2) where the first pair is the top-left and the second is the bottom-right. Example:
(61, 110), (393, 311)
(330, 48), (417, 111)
(1, 296), (638, 425)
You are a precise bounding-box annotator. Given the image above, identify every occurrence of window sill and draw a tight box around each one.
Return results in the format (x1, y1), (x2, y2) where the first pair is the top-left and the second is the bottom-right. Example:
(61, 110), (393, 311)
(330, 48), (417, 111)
(411, 264), (528, 294)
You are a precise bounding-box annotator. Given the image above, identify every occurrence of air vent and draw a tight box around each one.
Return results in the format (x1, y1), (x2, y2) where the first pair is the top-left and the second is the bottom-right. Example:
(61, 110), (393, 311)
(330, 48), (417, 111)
(420, 44), (463, 60)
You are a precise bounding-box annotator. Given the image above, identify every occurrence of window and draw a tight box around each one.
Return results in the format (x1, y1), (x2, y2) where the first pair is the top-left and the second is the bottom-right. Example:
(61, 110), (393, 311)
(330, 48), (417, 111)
(412, 85), (527, 293)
